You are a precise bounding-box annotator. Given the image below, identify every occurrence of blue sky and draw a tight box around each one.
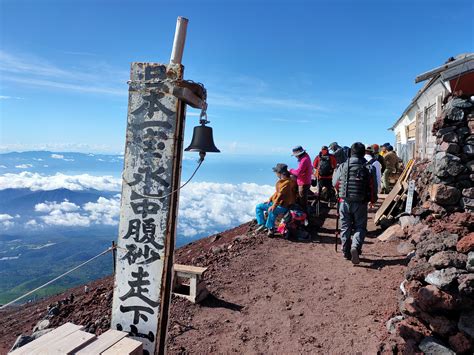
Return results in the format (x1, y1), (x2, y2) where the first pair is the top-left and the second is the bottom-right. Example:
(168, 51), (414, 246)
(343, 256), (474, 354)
(0, 0), (473, 156)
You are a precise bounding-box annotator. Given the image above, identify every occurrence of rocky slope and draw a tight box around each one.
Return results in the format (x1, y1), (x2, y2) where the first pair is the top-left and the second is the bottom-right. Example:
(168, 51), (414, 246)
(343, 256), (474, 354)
(0, 202), (408, 354)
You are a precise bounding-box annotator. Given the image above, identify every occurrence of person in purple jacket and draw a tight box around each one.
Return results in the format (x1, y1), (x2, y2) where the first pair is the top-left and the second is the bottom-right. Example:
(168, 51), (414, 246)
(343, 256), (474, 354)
(289, 146), (313, 211)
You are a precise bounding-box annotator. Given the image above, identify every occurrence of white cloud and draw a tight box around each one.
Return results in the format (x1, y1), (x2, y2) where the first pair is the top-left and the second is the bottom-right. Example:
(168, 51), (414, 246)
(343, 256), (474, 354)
(0, 172), (121, 191)
(0, 214), (15, 228)
(0, 165), (6, 168)
(41, 211), (90, 227)
(15, 164), (33, 169)
(0, 95), (24, 100)
(35, 200), (80, 213)
(0, 143), (115, 154)
(83, 195), (121, 225)
(177, 182), (273, 237)
(0, 50), (127, 97)
(51, 153), (64, 159)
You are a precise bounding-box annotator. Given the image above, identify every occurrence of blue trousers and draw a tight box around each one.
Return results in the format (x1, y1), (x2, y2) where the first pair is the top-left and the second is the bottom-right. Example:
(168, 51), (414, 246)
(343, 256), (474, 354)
(339, 200), (368, 256)
(256, 202), (288, 229)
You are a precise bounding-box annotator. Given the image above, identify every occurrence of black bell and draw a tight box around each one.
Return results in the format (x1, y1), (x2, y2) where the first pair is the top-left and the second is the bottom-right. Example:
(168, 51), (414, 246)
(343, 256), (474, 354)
(185, 123), (220, 153)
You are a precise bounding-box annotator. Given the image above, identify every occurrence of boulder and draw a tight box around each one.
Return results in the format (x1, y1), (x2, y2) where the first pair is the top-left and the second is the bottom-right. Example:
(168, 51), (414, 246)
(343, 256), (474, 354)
(438, 142), (460, 154)
(399, 215), (418, 229)
(406, 261), (435, 281)
(464, 144), (474, 156)
(433, 152), (464, 178)
(377, 224), (403, 242)
(419, 312), (457, 337)
(458, 309), (474, 339)
(30, 328), (53, 340)
(419, 337), (455, 355)
(404, 280), (423, 297)
(430, 184), (461, 205)
(463, 187), (474, 198)
(416, 232), (459, 258)
(449, 332), (472, 354)
(467, 251), (474, 272)
(441, 132), (459, 143)
(425, 267), (465, 290)
(32, 319), (50, 333)
(386, 315), (404, 334)
(9, 335), (32, 352)
(461, 197), (474, 211)
(397, 317), (431, 343)
(399, 297), (418, 316)
(428, 250), (467, 269)
(457, 232), (474, 253)
(417, 285), (457, 312)
(467, 160), (474, 172)
(437, 126), (457, 137)
(458, 274), (474, 296)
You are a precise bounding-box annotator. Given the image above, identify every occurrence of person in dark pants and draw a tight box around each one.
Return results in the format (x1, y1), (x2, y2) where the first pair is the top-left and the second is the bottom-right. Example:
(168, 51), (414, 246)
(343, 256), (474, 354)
(313, 145), (337, 201)
(289, 146), (312, 211)
(332, 142), (377, 264)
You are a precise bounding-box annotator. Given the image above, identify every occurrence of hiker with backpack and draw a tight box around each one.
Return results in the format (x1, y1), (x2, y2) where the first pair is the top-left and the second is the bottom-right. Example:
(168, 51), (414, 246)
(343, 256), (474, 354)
(371, 144), (386, 174)
(289, 146), (313, 212)
(328, 142), (348, 166)
(313, 145), (337, 201)
(332, 142), (377, 264)
(381, 143), (399, 193)
(255, 163), (298, 237)
(364, 145), (382, 193)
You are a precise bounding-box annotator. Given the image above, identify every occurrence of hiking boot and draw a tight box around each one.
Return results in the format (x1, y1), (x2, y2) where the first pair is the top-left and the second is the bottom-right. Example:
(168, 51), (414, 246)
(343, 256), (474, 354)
(255, 225), (266, 233)
(343, 252), (351, 260)
(267, 229), (275, 238)
(351, 248), (360, 265)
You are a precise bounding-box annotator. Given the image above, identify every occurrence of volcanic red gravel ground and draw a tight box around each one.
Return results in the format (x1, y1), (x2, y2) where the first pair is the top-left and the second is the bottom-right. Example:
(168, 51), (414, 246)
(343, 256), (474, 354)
(0, 199), (407, 354)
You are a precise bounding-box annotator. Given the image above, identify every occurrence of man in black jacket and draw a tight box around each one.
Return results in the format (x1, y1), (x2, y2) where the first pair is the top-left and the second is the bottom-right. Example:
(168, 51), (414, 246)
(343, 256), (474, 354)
(332, 142), (377, 264)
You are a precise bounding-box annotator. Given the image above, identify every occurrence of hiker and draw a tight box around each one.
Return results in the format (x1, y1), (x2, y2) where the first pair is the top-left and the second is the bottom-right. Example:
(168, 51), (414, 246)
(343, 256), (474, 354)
(371, 144), (386, 174)
(289, 146), (312, 211)
(256, 163), (297, 237)
(379, 142), (390, 157)
(329, 142), (348, 166)
(365, 146), (382, 193)
(333, 142), (377, 264)
(382, 144), (399, 193)
(313, 145), (337, 201)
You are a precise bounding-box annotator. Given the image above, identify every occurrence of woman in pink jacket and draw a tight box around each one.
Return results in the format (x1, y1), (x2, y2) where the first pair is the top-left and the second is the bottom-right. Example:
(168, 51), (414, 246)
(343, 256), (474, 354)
(289, 146), (312, 211)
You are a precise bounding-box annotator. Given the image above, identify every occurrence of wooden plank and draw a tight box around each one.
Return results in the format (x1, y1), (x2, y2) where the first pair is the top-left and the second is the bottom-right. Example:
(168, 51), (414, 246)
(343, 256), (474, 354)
(174, 264), (207, 275)
(374, 182), (404, 224)
(75, 330), (128, 354)
(34, 330), (95, 355)
(102, 337), (143, 355)
(10, 323), (83, 355)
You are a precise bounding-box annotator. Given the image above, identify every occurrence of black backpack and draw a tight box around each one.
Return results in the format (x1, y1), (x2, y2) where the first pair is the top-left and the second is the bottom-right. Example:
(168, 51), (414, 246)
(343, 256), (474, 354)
(318, 154), (333, 176)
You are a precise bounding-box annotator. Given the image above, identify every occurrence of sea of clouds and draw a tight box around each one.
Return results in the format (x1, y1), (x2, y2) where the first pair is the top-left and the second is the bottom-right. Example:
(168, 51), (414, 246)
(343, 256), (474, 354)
(0, 172), (274, 239)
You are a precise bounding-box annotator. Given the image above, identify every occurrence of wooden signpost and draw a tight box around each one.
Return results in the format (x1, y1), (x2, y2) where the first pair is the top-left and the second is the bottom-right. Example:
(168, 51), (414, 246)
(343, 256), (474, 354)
(111, 17), (193, 355)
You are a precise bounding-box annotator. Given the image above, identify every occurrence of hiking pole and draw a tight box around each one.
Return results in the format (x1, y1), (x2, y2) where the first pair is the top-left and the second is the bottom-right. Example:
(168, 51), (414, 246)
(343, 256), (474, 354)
(335, 198), (340, 252)
(316, 177), (321, 217)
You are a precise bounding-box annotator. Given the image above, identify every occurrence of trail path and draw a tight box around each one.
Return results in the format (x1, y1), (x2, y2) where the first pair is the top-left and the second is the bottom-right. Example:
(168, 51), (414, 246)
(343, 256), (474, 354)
(168, 201), (407, 354)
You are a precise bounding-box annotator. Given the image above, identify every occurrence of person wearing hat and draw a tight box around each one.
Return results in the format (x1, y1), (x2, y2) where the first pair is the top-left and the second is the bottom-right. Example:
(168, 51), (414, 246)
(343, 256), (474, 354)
(364, 145), (382, 193)
(333, 142), (377, 264)
(380, 142), (390, 157)
(289, 146), (313, 211)
(329, 142), (348, 166)
(255, 163), (298, 237)
(371, 144), (386, 174)
(313, 145), (337, 201)
(381, 144), (400, 193)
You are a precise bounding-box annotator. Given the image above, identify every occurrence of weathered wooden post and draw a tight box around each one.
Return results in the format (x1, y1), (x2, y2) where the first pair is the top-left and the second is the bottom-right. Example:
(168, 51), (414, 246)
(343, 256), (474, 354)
(111, 17), (197, 355)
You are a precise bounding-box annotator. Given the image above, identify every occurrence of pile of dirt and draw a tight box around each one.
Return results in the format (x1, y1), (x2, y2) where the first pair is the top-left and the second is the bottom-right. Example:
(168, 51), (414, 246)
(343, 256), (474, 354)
(1, 205), (407, 354)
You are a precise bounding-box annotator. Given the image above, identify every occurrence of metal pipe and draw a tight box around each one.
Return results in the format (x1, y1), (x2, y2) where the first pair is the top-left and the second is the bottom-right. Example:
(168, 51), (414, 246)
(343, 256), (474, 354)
(170, 17), (189, 65)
